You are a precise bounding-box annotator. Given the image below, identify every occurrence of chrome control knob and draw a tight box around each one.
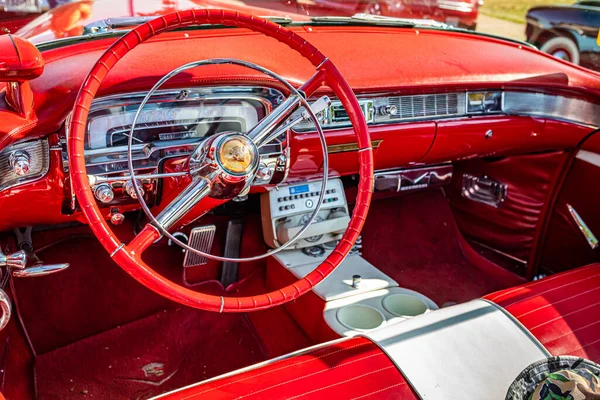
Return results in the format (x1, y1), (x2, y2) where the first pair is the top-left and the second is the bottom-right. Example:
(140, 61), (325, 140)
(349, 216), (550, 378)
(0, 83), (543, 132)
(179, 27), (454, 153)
(93, 184), (114, 203)
(110, 211), (125, 225)
(9, 150), (31, 176)
(256, 163), (273, 181)
(379, 104), (397, 116)
(124, 179), (144, 199)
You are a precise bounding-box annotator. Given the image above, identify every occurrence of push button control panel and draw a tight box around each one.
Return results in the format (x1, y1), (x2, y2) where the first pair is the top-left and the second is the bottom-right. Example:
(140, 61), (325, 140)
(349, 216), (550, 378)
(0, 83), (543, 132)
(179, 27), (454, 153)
(261, 179), (349, 249)
(269, 179), (345, 219)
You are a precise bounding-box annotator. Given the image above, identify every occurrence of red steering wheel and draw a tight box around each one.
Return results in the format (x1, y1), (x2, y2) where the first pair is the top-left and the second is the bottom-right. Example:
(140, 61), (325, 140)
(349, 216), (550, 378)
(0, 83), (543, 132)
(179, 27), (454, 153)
(69, 10), (373, 312)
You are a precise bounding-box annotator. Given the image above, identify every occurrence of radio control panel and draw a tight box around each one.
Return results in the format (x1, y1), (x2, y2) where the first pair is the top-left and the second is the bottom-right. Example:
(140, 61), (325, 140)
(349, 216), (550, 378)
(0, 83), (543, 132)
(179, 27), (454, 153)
(261, 179), (349, 249)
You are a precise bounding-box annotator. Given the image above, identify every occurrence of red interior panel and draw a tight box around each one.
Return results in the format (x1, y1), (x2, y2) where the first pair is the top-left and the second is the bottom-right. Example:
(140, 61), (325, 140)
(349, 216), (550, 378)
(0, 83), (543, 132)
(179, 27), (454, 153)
(485, 263), (600, 364)
(540, 132), (600, 274)
(160, 337), (418, 400)
(446, 151), (567, 273)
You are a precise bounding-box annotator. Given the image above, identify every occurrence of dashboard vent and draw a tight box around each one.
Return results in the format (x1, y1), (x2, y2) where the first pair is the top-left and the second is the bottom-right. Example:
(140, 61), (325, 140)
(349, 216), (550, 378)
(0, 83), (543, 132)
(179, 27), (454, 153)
(382, 93), (464, 122)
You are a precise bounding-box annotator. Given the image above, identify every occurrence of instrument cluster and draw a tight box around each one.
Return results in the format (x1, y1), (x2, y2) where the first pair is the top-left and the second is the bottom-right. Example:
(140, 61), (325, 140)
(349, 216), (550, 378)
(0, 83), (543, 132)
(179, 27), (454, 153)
(75, 86), (289, 212)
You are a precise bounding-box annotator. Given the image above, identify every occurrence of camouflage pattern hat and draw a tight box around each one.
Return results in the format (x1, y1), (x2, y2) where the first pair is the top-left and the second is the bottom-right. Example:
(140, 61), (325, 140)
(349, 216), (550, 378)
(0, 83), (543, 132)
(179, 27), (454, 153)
(506, 356), (600, 400)
(529, 368), (600, 400)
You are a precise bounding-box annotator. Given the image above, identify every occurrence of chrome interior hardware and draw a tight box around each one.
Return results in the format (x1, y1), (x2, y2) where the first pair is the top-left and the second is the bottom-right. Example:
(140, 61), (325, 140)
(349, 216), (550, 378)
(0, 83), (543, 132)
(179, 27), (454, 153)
(260, 96), (331, 145)
(0, 289), (11, 332)
(10, 227), (70, 278)
(0, 139), (49, 191)
(0, 249), (26, 270)
(302, 246), (326, 258)
(183, 225), (217, 268)
(93, 183), (115, 203)
(566, 204), (599, 250)
(124, 179), (144, 199)
(9, 150), (31, 176)
(352, 274), (362, 288)
(168, 232), (189, 251)
(462, 174), (508, 208)
(467, 91), (503, 114)
(374, 164), (453, 193)
(110, 209), (125, 225)
(12, 264), (70, 278)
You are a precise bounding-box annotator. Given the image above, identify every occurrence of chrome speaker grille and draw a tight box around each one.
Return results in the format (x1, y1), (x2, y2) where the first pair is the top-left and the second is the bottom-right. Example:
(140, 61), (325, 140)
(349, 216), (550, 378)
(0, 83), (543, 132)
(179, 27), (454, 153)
(0, 140), (49, 191)
(382, 93), (465, 121)
(183, 225), (216, 267)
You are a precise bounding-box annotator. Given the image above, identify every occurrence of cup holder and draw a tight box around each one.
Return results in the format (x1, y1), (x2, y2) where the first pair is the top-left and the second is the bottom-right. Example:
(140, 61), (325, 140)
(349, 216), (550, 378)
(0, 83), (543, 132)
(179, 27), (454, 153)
(336, 304), (385, 331)
(383, 293), (429, 318)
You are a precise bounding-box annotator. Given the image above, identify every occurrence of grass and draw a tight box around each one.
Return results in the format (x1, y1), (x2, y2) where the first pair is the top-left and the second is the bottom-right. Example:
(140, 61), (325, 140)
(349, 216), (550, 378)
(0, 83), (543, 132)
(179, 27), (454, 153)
(480, 0), (570, 23)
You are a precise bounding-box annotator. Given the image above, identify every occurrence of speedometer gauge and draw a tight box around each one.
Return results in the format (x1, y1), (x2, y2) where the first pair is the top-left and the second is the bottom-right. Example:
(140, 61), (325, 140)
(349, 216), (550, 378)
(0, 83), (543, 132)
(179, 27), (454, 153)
(85, 97), (265, 150)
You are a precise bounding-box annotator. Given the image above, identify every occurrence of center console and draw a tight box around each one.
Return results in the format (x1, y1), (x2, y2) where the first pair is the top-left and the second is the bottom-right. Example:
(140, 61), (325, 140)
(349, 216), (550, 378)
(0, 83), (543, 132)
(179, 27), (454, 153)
(262, 179), (438, 339)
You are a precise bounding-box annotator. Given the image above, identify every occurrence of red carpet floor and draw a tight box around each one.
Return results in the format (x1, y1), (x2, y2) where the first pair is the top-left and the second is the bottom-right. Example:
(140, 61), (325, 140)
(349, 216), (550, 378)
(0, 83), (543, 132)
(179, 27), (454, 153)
(361, 190), (509, 306)
(35, 307), (266, 400)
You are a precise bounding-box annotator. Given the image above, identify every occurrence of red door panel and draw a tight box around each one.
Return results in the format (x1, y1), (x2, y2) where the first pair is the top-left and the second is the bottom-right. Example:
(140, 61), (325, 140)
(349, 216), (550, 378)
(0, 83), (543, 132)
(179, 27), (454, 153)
(540, 132), (600, 274)
(446, 151), (567, 275)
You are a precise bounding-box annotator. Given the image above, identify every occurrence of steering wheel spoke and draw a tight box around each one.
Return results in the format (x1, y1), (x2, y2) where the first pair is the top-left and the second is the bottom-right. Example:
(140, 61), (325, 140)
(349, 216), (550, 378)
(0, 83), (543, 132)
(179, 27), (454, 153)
(155, 177), (220, 231)
(250, 69), (329, 148)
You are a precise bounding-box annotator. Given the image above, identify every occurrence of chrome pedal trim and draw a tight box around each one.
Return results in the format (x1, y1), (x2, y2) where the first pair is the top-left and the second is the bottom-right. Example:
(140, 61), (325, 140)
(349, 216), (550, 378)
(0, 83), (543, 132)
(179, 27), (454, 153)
(183, 225), (216, 267)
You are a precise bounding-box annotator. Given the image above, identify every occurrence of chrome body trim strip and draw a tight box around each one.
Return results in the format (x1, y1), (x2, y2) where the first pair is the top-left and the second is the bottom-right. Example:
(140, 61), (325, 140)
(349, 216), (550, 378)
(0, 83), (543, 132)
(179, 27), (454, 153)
(566, 204), (599, 250)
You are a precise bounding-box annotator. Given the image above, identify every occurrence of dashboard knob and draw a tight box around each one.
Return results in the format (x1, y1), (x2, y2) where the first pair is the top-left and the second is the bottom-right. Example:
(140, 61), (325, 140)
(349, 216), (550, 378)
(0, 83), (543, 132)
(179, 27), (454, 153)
(110, 210), (125, 225)
(256, 163), (273, 181)
(93, 184), (114, 203)
(124, 179), (144, 199)
(9, 150), (31, 176)
(379, 104), (398, 116)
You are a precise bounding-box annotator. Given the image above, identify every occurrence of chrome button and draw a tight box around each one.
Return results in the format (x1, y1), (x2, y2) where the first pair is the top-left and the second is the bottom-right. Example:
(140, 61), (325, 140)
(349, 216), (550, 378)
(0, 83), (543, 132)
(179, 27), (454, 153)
(93, 184), (114, 203)
(124, 179), (144, 199)
(9, 150), (31, 176)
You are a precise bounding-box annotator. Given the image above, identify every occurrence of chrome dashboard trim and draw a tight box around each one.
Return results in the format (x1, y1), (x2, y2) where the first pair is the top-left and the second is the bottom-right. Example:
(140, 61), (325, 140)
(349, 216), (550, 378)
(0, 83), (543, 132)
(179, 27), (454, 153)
(294, 90), (600, 132)
(503, 91), (600, 128)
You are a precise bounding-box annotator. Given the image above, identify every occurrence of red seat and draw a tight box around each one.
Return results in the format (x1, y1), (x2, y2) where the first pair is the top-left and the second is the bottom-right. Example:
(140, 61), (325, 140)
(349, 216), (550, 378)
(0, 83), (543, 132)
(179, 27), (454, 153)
(158, 337), (418, 400)
(485, 263), (600, 363)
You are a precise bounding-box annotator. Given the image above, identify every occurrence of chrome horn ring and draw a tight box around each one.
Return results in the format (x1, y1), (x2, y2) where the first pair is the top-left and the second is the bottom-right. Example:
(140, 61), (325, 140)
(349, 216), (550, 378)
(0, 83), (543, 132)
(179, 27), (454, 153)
(127, 58), (329, 262)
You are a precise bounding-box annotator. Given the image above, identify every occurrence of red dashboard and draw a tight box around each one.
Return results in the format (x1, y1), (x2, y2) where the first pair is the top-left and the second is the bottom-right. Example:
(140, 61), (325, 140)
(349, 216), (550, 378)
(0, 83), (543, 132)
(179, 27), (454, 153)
(1, 24), (600, 231)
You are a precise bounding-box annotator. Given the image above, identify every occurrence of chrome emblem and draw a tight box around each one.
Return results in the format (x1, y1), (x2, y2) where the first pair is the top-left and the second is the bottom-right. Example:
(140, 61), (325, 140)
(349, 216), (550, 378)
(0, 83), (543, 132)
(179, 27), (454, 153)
(142, 362), (165, 378)
(217, 134), (257, 175)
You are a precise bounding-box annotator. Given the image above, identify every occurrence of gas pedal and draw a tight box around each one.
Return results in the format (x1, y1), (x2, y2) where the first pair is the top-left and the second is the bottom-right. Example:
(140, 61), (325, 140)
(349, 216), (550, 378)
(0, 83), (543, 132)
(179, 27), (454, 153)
(221, 219), (244, 287)
(183, 225), (216, 268)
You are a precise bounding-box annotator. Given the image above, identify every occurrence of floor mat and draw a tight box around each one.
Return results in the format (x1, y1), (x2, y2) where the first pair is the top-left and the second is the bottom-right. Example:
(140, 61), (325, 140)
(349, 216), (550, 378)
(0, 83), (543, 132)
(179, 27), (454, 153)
(361, 189), (508, 306)
(35, 307), (266, 400)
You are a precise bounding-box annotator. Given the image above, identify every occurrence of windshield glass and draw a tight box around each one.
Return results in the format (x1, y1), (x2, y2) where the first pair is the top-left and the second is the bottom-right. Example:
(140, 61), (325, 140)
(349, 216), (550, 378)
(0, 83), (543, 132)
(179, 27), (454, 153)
(3, 0), (600, 72)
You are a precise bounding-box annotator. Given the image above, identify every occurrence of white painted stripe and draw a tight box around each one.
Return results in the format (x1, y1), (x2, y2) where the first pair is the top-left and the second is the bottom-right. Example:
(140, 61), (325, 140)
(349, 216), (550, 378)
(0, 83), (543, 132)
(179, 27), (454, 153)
(363, 300), (549, 400)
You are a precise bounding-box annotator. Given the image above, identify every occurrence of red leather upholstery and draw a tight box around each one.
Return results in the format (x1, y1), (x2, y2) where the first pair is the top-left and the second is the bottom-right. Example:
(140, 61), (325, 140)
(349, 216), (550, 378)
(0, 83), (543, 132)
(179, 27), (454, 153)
(485, 263), (600, 363)
(159, 337), (418, 400)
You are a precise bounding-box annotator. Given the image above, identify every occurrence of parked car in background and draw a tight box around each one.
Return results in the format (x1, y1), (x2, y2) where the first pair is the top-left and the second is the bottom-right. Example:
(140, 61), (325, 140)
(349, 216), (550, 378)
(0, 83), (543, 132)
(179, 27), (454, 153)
(0, 0), (75, 34)
(301, 0), (483, 30)
(14, 0), (483, 44)
(526, 0), (600, 71)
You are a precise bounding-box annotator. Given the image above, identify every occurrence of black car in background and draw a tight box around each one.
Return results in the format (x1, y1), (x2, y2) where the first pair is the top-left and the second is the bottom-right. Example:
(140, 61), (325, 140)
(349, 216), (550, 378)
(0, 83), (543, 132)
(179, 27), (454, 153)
(526, 1), (600, 71)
